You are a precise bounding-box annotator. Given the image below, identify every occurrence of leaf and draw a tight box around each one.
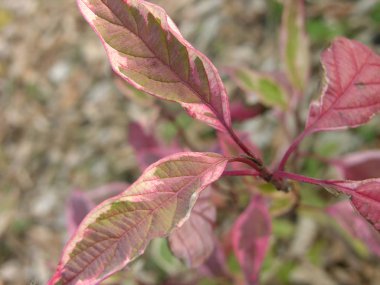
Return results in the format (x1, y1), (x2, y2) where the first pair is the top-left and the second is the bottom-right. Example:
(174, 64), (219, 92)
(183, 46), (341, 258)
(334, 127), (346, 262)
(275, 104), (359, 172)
(114, 74), (155, 107)
(49, 152), (228, 285)
(128, 122), (181, 171)
(230, 68), (289, 110)
(334, 150), (380, 180)
(78, 0), (231, 131)
(327, 200), (380, 257)
(231, 195), (271, 285)
(324, 180), (380, 232)
(281, 0), (310, 91)
(230, 102), (268, 122)
(199, 241), (230, 278)
(66, 191), (94, 236)
(306, 38), (380, 134)
(66, 183), (129, 235)
(128, 121), (159, 156)
(168, 188), (216, 267)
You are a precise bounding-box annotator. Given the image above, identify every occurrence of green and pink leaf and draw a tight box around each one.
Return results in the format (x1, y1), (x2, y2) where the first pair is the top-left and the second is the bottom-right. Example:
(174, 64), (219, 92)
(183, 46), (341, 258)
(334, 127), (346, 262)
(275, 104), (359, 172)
(49, 152), (228, 285)
(281, 0), (310, 91)
(168, 188), (216, 267)
(78, 0), (231, 131)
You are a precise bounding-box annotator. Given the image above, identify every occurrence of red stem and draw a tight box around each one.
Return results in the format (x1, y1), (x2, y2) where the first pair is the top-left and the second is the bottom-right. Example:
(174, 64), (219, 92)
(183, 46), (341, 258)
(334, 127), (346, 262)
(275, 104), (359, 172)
(229, 157), (288, 191)
(225, 127), (262, 164)
(229, 157), (262, 173)
(277, 130), (309, 171)
(276, 171), (342, 187)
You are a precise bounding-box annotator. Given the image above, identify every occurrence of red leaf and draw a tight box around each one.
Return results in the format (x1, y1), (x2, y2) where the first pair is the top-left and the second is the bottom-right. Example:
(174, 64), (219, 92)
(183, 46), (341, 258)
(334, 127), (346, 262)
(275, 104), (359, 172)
(231, 195), (271, 285)
(306, 38), (380, 133)
(128, 122), (181, 171)
(325, 180), (380, 232)
(128, 122), (158, 151)
(327, 200), (380, 257)
(199, 241), (230, 278)
(334, 150), (380, 180)
(66, 191), (94, 236)
(78, 0), (231, 131)
(230, 102), (267, 122)
(49, 152), (228, 285)
(278, 38), (380, 170)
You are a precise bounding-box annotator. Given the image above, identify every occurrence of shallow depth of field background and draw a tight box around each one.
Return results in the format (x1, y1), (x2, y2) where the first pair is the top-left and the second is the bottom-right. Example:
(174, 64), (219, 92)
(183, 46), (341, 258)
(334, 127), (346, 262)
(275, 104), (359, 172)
(1, 0), (380, 284)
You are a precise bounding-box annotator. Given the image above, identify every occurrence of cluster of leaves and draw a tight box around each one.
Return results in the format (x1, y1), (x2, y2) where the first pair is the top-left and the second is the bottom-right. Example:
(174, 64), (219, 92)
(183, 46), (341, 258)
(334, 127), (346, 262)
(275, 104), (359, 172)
(49, 0), (380, 284)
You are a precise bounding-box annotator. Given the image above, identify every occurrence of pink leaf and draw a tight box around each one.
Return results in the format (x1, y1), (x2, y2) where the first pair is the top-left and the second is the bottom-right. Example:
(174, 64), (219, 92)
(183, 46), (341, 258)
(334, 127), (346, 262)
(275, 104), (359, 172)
(230, 102), (267, 122)
(327, 200), (380, 257)
(77, 0), (231, 131)
(168, 188), (216, 267)
(306, 38), (380, 133)
(49, 152), (228, 285)
(66, 183), (129, 235)
(128, 122), (181, 171)
(325, 180), (380, 232)
(66, 191), (94, 236)
(231, 195), (271, 285)
(199, 241), (230, 278)
(334, 150), (380, 180)
(278, 38), (380, 170)
(128, 122), (158, 151)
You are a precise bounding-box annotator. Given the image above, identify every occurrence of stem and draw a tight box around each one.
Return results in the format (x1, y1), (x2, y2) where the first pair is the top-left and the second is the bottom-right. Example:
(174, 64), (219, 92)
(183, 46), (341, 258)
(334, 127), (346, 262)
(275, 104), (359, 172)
(229, 157), (289, 191)
(222, 170), (259, 177)
(228, 157), (262, 172)
(276, 171), (341, 187)
(224, 126), (289, 191)
(226, 127), (262, 163)
(277, 130), (309, 171)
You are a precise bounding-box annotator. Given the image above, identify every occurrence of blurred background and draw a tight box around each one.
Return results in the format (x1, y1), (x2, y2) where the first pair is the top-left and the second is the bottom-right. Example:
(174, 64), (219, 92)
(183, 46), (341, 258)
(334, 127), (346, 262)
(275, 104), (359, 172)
(1, 0), (380, 284)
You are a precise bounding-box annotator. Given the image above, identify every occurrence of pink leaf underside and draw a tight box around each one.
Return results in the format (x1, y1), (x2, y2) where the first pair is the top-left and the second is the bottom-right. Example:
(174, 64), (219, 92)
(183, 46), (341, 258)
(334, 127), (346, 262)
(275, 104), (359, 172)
(218, 131), (262, 170)
(67, 192), (95, 236)
(232, 195), (271, 285)
(128, 121), (158, 151)
(327, 200), (380, 257)
(305, 37), (380, 133)
(168, 187), (216, 267)
(327, 180), (380, 232)
(199, 241), (230, 278)
(229, 102), (267, 122)
(128, 122), (182, 171)
(335, 150), (380, 180)
(78, 0), (231, 131)
(67, 183), (130, 235)
(49, 152), (228, 285)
